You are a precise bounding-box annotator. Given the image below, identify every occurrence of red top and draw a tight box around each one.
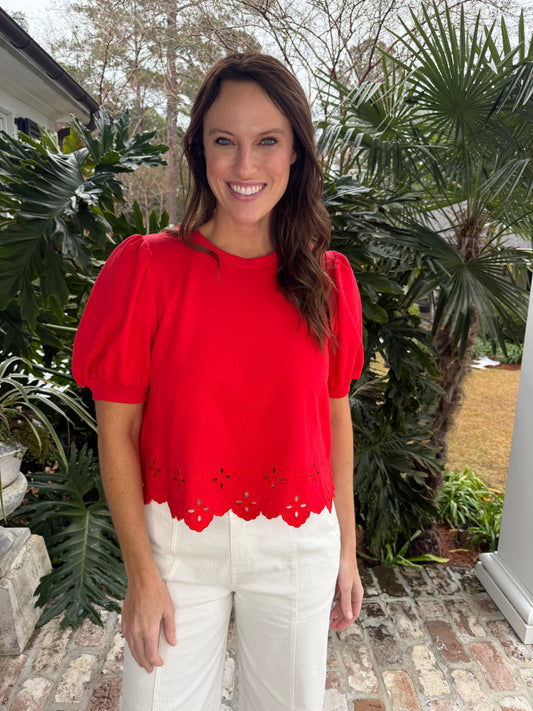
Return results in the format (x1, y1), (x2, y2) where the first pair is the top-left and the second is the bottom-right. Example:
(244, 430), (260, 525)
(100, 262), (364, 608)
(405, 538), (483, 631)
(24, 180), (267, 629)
(72, 231), (364, 530)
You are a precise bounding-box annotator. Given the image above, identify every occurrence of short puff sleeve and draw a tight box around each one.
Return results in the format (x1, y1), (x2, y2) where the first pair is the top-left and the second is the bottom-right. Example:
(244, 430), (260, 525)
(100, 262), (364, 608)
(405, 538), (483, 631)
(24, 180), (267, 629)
(327, 251), (364, 398)
(72, 234), (158, 403)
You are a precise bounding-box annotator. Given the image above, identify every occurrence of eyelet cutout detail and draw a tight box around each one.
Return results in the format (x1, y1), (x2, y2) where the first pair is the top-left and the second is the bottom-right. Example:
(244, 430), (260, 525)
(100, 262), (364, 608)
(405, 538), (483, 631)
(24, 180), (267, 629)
(142, 458), (333, 530)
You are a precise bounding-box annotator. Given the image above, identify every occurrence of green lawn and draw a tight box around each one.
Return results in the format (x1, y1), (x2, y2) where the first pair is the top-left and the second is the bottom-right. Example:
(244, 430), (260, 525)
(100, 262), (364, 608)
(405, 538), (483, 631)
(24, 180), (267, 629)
(445, 366), (520, 492)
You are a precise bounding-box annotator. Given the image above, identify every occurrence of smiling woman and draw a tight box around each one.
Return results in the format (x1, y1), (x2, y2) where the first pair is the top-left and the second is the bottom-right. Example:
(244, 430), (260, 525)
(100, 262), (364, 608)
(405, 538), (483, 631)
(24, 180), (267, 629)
(200, 80), (296, 257)
(72, 52), (365, 711)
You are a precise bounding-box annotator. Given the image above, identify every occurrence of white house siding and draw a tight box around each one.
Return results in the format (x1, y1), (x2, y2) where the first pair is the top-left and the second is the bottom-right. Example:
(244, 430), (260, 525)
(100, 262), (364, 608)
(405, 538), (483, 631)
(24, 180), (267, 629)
(0, 18), (94, 136)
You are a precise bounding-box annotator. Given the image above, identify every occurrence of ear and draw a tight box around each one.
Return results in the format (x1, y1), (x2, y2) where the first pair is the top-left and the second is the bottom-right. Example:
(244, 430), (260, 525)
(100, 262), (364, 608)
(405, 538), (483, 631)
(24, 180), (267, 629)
(290, 147), (297, 165)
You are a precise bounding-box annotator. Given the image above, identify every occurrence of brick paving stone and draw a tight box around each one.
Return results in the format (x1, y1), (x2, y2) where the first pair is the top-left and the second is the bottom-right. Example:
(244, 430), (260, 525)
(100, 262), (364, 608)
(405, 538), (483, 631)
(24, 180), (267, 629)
(424, 566), (460, 595)
(457, 566), (484, 594)
(382, 670), (422, 711)
(500, 697), (533, 711)
(88, 677), (122, 711)
(401, 567), (435, 596)
(470, 641), (516, 691)
(75, 615), (107, 647)
(367, 625), (403, 666)
(416, 598), (446, 619)
(32, 620), (72, 674)
(338, 621), (364, 644)
(360, 602), (386, 627)
(9, 678), (52, 711)
(426, 701), (462, 711)
(325, 671), (343, 692)
(426, 620), (469, 662)
(445, 598), (486, 638)
(476, 594), (503, 616)
(488, 620), (533, 662)
(520, 668), (533, 689)
(222, 653), (235, 701)
(342, 644), (379, 694)
(0, 653), (27, 704)
(411, 644), (449, 696)
(227, 617), (237, 651)
(54, 653), (98, 704)
(451, 669), (493, 711)
(102, 632), (125, 675)
(387, 600), (424, 639)
(359, 567), (379, 597)
(327, 637), (340, 669)
(372, 566), (407, 597)
(352, 701), (386, 710)
(323, 688), (348, 711)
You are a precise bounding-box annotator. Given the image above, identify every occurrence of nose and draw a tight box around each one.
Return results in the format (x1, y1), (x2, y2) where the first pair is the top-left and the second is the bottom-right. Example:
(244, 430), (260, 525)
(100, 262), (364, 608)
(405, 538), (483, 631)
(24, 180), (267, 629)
(235, 145), (256, 177)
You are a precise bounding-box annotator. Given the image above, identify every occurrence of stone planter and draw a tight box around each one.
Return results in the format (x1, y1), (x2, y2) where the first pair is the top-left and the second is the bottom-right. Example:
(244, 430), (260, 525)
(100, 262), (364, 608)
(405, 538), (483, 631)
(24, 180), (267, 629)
(0, 442), (52, 655)
(0, 443), (27, 556)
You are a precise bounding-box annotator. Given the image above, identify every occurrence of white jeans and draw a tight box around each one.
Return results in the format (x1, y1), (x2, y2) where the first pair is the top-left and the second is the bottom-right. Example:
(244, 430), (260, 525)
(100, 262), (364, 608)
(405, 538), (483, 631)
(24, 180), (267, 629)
(120, 502), (341, 711)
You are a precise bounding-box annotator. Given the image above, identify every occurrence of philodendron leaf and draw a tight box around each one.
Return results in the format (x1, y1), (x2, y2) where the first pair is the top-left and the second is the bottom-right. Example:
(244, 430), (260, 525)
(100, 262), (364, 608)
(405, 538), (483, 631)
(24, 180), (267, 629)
(16, 443), (126, 628)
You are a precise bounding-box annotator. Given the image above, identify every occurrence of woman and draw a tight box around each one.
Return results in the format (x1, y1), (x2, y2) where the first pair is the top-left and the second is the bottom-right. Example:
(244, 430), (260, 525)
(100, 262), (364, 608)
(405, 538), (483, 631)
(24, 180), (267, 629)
(73, 52), (364, 711)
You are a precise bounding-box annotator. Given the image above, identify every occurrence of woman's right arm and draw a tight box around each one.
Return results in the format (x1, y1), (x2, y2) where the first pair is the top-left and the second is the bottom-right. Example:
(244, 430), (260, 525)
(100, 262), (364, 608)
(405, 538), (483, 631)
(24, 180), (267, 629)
(95, 400), (176, 673)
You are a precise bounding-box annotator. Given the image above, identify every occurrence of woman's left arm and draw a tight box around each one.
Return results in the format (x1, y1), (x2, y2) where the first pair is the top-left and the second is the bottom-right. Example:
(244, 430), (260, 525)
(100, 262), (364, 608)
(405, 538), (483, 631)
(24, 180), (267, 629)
(329, 394), (364, 631)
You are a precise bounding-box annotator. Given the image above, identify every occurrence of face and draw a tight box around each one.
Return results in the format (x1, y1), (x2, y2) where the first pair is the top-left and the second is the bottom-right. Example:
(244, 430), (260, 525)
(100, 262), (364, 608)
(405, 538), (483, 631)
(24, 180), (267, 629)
(202, 80), (296, 236)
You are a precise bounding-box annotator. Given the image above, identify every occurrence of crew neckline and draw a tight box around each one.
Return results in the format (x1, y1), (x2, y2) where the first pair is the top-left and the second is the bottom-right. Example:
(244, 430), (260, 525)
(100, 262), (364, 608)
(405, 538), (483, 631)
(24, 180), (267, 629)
(192, 230), (278, 270)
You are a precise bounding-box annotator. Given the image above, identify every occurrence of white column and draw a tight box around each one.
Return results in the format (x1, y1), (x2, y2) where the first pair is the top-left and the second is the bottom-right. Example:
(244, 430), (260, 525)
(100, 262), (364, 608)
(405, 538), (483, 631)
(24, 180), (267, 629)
(476, 291), (533, 643)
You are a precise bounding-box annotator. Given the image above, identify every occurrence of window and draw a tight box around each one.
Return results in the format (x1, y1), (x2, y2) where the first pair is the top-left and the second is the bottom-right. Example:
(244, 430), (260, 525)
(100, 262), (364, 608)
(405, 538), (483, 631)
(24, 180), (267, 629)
(0, 107), (14, 136)
(15, 116), (40, 138)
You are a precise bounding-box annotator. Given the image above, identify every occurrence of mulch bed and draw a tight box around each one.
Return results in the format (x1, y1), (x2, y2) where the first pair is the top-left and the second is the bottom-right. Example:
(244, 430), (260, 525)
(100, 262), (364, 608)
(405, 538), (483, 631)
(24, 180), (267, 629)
(486, 363), (521, 370)
(356, 523), (483, 568)
(436, 523), (482, 566)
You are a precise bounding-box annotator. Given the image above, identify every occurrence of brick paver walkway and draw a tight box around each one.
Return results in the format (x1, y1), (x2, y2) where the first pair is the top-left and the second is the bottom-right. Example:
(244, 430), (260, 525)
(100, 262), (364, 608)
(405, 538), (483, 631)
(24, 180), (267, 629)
(1, 565), (532, 710)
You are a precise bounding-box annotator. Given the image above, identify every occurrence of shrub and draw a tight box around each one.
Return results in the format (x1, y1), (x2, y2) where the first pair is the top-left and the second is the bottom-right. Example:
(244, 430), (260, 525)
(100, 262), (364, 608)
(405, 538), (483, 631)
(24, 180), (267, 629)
(470, 338), (522, 364)
(437, 467), (504, 551)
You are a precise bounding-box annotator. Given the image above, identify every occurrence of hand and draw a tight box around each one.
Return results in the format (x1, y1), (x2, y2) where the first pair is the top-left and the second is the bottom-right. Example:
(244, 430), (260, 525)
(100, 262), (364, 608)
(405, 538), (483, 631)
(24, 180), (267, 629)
(121, 574), (176, 673)
(329, 553), (364, 631)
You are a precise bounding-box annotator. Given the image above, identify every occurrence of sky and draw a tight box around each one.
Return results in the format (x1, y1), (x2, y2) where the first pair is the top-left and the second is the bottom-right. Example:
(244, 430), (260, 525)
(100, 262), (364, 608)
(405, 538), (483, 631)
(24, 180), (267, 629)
(2, 0), (532, 55)
(0, 0), (65, 45)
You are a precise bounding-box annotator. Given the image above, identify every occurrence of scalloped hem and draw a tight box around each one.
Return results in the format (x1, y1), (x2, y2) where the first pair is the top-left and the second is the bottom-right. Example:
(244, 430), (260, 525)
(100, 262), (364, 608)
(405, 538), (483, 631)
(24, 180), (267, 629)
(143, 494), (334, 532)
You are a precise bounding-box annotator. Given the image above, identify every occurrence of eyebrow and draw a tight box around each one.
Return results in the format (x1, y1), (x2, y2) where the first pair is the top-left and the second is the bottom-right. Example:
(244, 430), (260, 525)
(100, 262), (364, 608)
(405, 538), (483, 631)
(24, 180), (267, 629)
(207, 128), (288, 137)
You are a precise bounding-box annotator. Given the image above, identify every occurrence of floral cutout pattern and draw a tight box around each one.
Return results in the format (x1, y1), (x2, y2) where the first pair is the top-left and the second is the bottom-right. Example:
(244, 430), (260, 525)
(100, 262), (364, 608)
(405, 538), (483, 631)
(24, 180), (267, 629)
(142, 458), (334, 531)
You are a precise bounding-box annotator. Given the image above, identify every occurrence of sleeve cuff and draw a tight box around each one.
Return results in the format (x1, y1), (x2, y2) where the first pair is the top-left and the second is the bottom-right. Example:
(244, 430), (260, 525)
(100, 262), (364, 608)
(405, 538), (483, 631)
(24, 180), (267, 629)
(89, 383), (148, 403)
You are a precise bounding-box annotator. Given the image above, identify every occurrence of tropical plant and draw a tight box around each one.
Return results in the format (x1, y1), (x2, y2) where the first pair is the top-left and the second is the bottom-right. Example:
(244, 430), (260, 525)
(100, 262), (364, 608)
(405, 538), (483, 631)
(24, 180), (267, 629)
(0, 356), (95, 462)
(469, 492), (504, 552)
(0, 355), (96, 525)
(386, 6), (533, 459)
(437, 467), (504, 552)
(320, 179), (443, 551)
(0, 109), (168, 364)
(358, 529), (448, 567)
(318, 6), (533, 485)
(471, 337), (523, 364)
(437, 467), (490, 527)
(15, 443), (126, 628)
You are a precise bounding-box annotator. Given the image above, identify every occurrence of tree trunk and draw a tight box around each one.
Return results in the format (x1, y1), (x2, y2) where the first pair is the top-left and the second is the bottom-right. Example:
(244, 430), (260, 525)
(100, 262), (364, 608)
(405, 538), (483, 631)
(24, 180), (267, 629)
(430, 322), (475, 468)
(429, 216), (484, 487)
(165, 4), (179, 225)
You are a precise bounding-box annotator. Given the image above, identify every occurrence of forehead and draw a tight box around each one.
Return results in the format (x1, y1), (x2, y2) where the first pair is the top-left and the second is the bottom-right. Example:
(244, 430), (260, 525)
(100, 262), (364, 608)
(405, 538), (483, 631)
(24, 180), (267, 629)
(203, 80), (292, 132)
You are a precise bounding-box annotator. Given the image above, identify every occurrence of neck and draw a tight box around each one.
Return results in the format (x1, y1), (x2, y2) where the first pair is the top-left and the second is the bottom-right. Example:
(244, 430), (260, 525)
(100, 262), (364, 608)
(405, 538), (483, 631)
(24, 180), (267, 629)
(200, 215), (274, 259)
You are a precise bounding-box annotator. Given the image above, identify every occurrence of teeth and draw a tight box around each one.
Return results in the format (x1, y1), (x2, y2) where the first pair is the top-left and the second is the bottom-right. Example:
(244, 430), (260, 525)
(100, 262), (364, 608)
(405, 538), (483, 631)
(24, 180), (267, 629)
(229, 183), (264, 195)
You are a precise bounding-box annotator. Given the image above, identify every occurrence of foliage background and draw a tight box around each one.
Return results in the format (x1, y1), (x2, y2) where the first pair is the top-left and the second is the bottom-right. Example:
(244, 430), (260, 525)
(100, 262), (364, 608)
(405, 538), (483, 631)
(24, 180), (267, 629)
(0, 0), (532, 623)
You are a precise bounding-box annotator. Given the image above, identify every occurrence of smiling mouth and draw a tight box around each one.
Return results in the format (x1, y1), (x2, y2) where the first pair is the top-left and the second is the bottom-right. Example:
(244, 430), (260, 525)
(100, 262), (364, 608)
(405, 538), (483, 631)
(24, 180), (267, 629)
(228, 183), (266, 196)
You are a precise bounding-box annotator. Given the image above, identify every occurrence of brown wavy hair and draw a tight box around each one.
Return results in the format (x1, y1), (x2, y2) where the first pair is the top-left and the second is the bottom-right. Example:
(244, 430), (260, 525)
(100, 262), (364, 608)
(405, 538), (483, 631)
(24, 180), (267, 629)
(171, 52), (333, 346)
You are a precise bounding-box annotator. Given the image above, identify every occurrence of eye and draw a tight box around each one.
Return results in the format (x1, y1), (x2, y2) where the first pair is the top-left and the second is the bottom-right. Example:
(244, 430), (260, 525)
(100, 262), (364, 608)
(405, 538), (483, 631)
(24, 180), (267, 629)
(260, 136), (278, 146)
(215, 137), (232, 146)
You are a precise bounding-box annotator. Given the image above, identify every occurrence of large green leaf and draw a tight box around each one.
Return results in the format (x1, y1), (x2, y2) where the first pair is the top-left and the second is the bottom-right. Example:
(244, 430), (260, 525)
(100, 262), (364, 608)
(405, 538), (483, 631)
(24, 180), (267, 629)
(15, 444), (126, 628)
(0, 108), (167, 328)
